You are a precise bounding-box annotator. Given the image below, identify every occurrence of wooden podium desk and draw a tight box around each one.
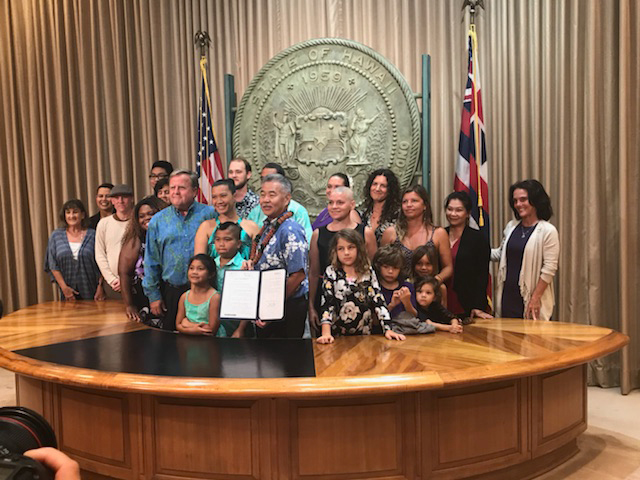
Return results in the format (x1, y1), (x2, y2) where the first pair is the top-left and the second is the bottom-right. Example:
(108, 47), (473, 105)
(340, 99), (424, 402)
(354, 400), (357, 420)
(0, 301), (628, 480)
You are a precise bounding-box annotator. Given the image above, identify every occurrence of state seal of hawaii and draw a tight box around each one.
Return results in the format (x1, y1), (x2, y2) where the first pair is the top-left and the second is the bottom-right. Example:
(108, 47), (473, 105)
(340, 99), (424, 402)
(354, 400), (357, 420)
(233, 38), (421, 216)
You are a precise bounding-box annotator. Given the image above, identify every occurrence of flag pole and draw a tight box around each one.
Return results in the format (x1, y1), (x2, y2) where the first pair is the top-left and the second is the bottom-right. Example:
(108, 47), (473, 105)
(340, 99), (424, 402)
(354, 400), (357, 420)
(462, 0), (485, 227)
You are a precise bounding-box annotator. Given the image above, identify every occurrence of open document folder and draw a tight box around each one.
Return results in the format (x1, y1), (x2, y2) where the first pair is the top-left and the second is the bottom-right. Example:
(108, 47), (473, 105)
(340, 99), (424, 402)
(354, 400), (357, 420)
(219, 269), (286, 321)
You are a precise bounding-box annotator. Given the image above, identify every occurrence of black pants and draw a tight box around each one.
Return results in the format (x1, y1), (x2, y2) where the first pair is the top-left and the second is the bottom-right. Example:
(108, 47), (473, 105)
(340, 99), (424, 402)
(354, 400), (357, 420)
(256, 296), (308, 339)
(160, 282), (190, 331)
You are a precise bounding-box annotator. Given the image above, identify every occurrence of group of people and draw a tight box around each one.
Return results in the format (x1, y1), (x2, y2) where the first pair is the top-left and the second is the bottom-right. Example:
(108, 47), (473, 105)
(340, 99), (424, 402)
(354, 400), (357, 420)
(45, 158), (560, 343)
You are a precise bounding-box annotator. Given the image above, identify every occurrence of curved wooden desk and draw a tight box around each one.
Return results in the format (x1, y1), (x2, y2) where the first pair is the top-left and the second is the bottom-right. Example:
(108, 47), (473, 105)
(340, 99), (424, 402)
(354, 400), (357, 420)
(0, 301), (628, 480)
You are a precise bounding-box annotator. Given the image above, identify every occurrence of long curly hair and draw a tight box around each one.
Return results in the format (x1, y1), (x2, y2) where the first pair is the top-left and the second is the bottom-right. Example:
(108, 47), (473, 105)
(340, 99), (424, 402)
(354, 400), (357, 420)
(329, 229), (371, 277)
(121, 196), (168, 246)
(361, 169), (401, 226)
(395, 185), (433, 241)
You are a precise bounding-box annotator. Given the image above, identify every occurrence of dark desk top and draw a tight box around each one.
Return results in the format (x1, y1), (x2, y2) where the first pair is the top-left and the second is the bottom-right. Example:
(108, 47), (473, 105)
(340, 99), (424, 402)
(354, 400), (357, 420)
(16, 330), (316, 378)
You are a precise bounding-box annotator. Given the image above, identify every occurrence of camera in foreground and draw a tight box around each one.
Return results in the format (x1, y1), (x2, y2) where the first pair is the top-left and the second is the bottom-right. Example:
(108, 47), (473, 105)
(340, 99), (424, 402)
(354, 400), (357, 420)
(0, 407), (57, 480)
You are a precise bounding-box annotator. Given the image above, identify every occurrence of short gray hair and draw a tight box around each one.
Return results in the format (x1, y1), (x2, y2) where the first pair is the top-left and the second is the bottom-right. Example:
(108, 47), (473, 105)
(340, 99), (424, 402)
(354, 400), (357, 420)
(170, 169), (198, 188)
(261, 174), (291, 194)
(331, 186), (354, 201)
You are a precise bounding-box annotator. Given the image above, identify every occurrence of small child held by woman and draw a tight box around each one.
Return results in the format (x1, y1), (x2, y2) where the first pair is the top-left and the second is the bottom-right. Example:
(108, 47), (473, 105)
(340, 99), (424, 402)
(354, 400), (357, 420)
(176, 254), (222, 336)
(317, 229), (405, 344)
(411, 244), (448, 307)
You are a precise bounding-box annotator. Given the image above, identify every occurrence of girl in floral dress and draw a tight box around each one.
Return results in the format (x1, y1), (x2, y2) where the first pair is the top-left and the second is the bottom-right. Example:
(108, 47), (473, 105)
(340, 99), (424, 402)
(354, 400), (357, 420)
(317, 229), (406, 344)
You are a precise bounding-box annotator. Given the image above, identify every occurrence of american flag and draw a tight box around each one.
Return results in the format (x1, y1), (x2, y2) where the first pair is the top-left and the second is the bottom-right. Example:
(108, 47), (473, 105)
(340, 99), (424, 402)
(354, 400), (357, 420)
(195, 57), (224, 204)
(454, 26), (490, 240)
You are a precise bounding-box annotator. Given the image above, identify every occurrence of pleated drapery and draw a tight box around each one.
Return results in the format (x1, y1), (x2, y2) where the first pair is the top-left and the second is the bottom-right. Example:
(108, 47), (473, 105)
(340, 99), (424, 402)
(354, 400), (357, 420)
(0, 0), (637, 392)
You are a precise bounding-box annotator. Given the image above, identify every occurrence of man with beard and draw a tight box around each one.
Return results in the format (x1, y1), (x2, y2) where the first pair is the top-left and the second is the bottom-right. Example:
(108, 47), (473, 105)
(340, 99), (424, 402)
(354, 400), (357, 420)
(227, 158), (259, 219)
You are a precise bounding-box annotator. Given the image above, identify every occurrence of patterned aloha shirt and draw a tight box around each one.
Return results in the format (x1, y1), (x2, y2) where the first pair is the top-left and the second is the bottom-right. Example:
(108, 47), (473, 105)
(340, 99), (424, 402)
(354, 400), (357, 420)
(143, 202), (217, 302)
(236, 189), (259, 219)
(254, 217), (309, 299)
(320, 265), (391, 335)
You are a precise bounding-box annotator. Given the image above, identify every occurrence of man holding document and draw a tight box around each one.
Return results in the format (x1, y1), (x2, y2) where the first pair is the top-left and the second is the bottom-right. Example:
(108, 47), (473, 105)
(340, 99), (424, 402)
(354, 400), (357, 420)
(231, 174), (308, 338)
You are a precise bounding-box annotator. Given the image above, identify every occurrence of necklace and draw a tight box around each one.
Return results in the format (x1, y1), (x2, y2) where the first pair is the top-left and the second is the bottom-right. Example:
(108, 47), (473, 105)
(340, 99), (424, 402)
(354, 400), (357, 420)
(250, 211), (293, 263)
(520, 223), (536, 238)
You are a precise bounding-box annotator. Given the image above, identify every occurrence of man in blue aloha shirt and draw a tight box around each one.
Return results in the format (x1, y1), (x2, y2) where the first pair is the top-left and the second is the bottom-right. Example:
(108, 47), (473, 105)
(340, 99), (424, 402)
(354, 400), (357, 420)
(143, 169), (216, 331)
(249, 174), (309, 338)
(246, 163), (313, 243)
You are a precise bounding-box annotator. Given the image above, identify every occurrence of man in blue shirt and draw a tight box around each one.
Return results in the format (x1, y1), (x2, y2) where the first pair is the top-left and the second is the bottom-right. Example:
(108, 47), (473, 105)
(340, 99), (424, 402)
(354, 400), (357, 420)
(246, 163), (313, 243)
(250, 174), (309, 338)
(143, 169), (216, 330)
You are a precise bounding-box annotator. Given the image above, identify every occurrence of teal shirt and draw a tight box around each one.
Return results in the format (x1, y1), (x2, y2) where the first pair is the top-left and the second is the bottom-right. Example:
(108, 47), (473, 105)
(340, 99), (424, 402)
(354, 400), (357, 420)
(247, 199), (313, 243)
(214, 252), (245, 293)
(215, 252), (248, 337)
(143, 202), (217, 302)
(184, 289), (226, 337)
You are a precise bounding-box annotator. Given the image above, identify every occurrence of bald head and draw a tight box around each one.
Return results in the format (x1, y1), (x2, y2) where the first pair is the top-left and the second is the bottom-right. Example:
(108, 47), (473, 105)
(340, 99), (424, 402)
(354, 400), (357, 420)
(331, 186), (354, 201)
(328, 186), (355, 222)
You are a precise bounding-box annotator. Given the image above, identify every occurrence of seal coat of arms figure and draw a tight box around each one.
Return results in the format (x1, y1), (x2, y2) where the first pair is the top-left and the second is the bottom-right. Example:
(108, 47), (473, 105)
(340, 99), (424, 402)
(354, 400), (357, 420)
(233, 38), (421, 217)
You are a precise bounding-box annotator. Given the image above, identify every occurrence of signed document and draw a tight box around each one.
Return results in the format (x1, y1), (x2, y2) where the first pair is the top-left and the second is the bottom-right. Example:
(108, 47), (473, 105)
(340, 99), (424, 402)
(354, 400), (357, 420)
(219, 269), (286, 321)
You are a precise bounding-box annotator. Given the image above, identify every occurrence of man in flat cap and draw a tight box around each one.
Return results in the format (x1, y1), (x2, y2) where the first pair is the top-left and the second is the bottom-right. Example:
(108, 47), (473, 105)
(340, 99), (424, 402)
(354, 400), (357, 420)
(95, 184), (134, 297)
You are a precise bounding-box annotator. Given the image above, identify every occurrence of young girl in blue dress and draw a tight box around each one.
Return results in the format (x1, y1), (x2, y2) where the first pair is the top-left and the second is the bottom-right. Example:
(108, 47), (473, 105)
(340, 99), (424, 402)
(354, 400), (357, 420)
(317, 229), (406, 344)
(176, 254), (222, 336)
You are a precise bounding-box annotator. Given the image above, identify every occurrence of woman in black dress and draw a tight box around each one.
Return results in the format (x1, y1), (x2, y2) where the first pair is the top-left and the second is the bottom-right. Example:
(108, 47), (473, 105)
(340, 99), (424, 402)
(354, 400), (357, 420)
(444, 191), (492, 319)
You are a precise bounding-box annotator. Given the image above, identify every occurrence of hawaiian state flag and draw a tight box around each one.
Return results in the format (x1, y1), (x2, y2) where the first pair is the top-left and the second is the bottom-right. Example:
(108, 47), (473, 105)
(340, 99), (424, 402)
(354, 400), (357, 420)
(195, 57), (224, 204)
(454, 27), (490, 240)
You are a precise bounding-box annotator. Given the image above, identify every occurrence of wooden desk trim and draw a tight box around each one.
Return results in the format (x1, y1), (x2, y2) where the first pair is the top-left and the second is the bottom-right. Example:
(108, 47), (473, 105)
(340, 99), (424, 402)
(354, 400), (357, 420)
(0, 330), (627, 398)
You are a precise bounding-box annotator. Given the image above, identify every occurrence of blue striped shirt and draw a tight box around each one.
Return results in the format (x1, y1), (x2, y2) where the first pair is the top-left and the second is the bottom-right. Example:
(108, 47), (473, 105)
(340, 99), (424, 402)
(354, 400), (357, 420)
(143, 202), (217, 302)
(44, 228), (101, 300)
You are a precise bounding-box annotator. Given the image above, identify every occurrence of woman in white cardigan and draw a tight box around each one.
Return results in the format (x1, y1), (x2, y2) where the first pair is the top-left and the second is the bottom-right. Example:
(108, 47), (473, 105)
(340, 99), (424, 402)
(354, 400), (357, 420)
(491, 180), (559, 320)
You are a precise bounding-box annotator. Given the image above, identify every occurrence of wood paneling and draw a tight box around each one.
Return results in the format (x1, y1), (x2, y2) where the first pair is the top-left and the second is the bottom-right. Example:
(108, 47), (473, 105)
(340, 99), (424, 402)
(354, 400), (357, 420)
(291, 397), (405, 478)
(532, 366), (587, 458)
(152, 398), (260, 478)
(57, 387), (130, 465)
(540, 368), (585, 438)
(424, 380), (529, 478)
(15, 375), (45, 414)
(0, 303), (628, 479)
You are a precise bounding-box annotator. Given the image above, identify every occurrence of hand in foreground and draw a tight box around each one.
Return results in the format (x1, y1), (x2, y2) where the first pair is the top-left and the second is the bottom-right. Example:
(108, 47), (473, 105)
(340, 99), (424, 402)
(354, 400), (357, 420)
(93, 284), (106, 301)
(470, 308), (493, 319)
(231, 329), (243, 338)
(308, 307), (320, 330)
(526, 296), (542, 320)
(62, 286), (79, 301)
(397, 286), (412, 304)
(385, 330), (406, 341)
(110, 278), (121, 292)
(24, 447), (81, 480)
(150, 300), (166, 316)
(316, 334), (335, 344)
(125, 305), (141, 322)
(255, 320), (267, 328)
(448, 324), (463, 334)
(241, 260), (254, 270)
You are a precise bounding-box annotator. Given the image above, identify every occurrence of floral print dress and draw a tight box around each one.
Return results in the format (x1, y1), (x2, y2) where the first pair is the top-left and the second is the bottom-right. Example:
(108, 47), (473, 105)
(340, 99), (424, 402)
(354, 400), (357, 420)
(320, 265), (391, 336)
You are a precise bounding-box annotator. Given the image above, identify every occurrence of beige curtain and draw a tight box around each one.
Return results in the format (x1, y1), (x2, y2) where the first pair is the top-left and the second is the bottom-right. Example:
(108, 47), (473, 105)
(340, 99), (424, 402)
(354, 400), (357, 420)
(0, 0), (637, 391)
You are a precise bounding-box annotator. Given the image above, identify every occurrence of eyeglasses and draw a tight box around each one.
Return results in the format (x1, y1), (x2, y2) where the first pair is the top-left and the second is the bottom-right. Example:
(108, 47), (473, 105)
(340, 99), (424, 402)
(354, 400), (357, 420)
(149, 174), (168, 180)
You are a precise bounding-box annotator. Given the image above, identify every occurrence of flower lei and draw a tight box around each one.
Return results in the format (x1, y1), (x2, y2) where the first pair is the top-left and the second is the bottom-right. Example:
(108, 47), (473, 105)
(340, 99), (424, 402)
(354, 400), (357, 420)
(249, 211), (294, 264)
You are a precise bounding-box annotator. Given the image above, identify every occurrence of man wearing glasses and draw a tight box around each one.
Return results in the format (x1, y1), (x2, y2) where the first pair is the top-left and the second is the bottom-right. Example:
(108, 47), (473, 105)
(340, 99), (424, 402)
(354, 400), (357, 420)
(149, 160), (174, 193)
